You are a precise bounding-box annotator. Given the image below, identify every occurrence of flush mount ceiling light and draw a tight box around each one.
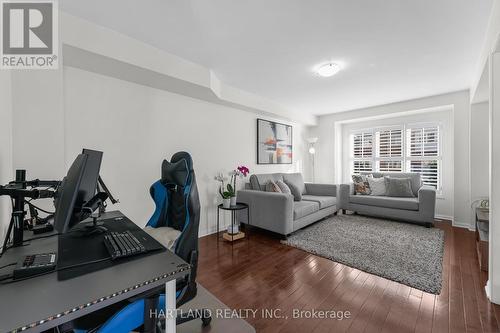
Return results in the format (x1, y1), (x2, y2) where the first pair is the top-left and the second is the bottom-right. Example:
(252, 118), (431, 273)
(315, 62), (341, 77)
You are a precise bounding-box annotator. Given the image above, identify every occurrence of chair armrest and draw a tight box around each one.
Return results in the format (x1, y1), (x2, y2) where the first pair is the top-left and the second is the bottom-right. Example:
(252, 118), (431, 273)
(418, 186), (436, 219)
(338, 184), (351, 209)
(305, 183), (337, 197)
(237, 189), (294, 234)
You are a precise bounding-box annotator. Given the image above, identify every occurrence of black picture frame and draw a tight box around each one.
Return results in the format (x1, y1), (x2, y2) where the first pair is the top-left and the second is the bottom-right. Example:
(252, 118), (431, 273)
(256, 118), (293, 165)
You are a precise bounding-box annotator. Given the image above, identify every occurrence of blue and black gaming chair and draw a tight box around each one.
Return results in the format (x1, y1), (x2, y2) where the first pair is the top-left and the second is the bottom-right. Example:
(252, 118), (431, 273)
(72, 152), (210, 333)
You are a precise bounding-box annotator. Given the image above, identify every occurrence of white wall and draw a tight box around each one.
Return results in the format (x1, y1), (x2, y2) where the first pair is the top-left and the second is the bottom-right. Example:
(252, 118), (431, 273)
(10, 71), (66, 178)
(488, 41), (500, 305)
(339, 109), (454, 219)
(470, 102), (490, 202)
(63, 66), (307, 236)
(310, 90), (472, 228)
(9, 70), (66, 213)
(471, 0), (500, 103)
(0, 72), (13, 243)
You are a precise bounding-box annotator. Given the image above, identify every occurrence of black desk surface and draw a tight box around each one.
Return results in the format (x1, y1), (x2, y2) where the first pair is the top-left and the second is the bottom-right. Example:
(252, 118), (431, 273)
(0, 211), (190, 333)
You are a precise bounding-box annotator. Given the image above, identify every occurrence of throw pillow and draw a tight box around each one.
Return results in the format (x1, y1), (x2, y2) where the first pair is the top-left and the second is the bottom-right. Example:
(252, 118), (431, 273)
(282, 173), (306, 195)
(249, 174), (261, 191)
(285, 180), (303, 201)
(352, 174), (371, 195)
(384, 177), (415, 197)
(276, 180), (292, 195)
(265, 181), (282, 193)
(367, 177), (386, 196)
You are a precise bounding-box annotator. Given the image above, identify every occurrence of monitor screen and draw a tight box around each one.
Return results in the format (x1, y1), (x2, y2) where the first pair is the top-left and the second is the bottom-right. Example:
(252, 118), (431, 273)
(79, 149), (103, 206)
(53, 154), (88, 233)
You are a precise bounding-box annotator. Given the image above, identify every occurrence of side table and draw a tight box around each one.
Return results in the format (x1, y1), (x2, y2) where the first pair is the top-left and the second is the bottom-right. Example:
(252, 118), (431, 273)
(216, 203), (250, 243)
(476, 207), (489, 271)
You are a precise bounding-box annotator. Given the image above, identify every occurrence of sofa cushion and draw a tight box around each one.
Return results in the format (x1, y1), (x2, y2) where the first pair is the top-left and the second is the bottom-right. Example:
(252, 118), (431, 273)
(363, 172), (421, 196)
(265, 180), (282, 193)
(293, 201), (320, 220)
(349, 195), (419, 211)
(283, 173), (306, 194)
(352, 174), (372, 195)
(276, 180), (292, 195)
(367, 177), (386, 196)
(249, 173), (284, 191)
(283, 173), (306, 201)
(302, 195), (337, 209)
(384, 177), (415, 197)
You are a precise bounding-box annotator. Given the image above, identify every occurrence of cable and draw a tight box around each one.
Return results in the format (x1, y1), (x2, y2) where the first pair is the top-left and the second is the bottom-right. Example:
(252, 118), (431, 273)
(23, 232), (60, 243)
(0, 199), (15, 258)
(57, 257), (111, 272)
(0, 270), (50, 284)
(25, 201), (55, 215)
(0, 257), (111, 284)
(0, 262), (16, 270)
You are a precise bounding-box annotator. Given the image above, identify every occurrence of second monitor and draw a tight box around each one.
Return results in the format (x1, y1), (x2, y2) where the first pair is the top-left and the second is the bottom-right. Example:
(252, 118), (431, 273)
(53, 149), (104, 234)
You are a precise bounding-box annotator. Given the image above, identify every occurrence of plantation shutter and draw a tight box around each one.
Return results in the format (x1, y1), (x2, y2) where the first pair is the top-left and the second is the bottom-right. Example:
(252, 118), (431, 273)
(407, 126), (440, 188)
(352, 132), (373, 174)
(408, 127), (439, 157)
(353, 132), (373, 158)
(377, 129), (402, 157)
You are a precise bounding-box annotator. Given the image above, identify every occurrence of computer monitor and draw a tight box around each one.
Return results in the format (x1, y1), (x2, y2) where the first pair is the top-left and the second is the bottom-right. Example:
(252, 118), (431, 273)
(53, 154), (88, 233)
(79, 149), (103, 205)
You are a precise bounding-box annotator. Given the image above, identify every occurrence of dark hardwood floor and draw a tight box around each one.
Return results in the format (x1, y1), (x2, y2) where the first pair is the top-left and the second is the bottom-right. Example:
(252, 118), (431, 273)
(197, 220), (500, 333)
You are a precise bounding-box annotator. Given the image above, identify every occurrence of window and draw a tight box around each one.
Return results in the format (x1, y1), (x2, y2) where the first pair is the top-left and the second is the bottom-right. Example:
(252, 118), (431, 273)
(376, 128), (403, 172)
(406, 126), (440, 189)
(352, 132), (373, 173)
(350, 124), (441, 191)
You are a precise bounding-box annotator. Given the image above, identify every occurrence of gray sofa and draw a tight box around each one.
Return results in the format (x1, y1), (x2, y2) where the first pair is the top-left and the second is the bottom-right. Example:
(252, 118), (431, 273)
(237, 173), (338, 236)
(339, 172), (436, 226)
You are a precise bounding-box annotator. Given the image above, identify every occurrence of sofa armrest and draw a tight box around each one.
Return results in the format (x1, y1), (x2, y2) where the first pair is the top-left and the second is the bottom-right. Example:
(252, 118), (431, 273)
(236, 189), (294, 235)
(338, 184), (352, 209)
(418, 185), (436, 220)
(305, 183), (337, 197)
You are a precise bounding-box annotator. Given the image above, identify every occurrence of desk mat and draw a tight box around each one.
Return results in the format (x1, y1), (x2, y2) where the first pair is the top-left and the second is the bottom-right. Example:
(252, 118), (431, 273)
(57, 216), (166, 280)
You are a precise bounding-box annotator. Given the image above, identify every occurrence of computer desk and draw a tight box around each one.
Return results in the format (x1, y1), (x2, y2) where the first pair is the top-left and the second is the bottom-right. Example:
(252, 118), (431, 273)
(0, 211), (189, 333)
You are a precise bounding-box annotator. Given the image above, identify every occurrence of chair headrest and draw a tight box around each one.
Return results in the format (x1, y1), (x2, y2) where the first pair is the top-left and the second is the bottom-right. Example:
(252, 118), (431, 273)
(161, 152), (194, 187)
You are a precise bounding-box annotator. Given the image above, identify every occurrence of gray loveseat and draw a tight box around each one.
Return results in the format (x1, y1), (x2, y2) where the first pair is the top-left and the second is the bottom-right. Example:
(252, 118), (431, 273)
(339, 172), (436, 226)
(237, 173), (338, 236)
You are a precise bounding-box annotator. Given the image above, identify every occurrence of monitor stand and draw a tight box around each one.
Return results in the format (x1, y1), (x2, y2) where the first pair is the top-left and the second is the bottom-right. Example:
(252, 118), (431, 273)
(73, 217), (108, 237)
(82, 217), (108, 235)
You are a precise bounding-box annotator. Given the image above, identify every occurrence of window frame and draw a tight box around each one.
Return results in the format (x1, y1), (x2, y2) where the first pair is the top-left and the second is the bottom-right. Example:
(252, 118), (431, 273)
(349, 122), (443, 193)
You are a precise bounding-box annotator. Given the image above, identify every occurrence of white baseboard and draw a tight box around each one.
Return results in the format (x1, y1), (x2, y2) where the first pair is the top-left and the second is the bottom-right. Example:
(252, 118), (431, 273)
(485, 280), (491, 300)
(199, 223), (231, 238)
(435, 214), (454, 222)
(452, 220), (475, 231)
(435, 214), (475, 231)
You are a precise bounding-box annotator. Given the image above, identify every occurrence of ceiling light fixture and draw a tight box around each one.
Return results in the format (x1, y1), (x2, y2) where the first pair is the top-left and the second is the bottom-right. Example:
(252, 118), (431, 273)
(315, 62), (341, 77)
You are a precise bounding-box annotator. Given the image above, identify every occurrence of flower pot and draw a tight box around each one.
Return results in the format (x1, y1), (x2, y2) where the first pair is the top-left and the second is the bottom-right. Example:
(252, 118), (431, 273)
(222, 198), (231, 208)
(230, 196), (237, 207)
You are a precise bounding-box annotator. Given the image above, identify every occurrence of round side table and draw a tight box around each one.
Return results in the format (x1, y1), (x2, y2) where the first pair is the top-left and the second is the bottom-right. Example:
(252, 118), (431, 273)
(216, 202), (250, 243)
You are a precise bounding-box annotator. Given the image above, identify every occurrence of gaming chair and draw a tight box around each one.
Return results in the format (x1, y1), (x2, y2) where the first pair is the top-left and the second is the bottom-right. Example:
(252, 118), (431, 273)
(146, 151), (203, 309)
(73, 152), (210, 333)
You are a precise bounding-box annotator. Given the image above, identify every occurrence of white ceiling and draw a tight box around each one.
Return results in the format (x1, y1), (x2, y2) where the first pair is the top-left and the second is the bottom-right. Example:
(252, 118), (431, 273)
(60, 0), (493, 116)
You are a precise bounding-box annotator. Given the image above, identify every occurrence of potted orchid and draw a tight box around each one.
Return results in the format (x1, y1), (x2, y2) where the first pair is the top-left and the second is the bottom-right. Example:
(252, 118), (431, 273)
(215, 172), (232, 208)
(215, 166), (250, 208)
(228, 166), (250, 206)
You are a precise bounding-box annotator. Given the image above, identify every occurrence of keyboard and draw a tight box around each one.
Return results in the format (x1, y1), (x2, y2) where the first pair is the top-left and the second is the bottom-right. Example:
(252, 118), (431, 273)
(103, 231), (147, 260)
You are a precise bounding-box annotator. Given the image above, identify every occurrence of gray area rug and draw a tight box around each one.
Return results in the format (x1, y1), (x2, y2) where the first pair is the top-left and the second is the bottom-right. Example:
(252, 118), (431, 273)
(282, 214), (444, 294)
